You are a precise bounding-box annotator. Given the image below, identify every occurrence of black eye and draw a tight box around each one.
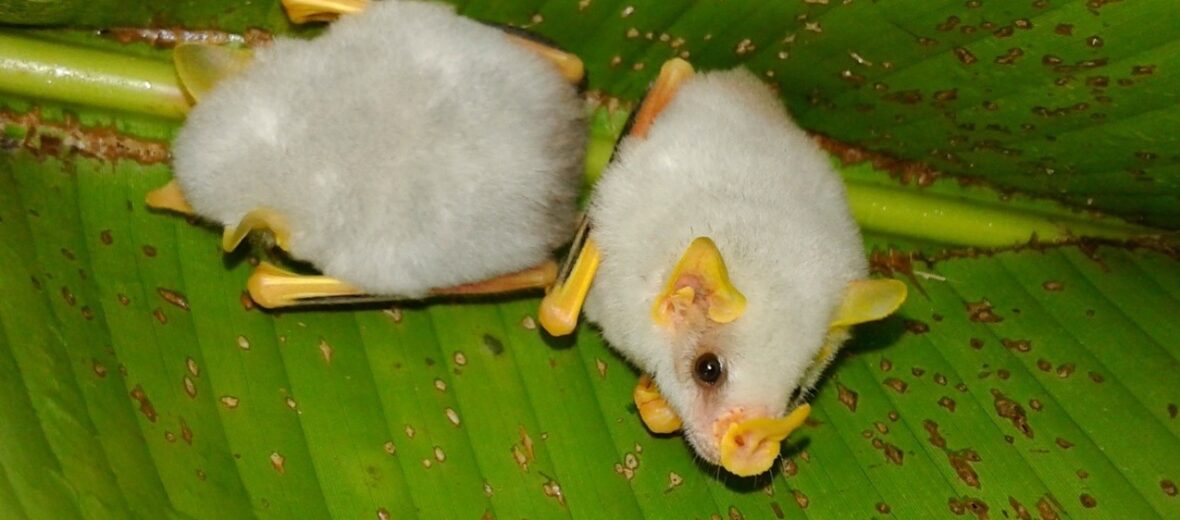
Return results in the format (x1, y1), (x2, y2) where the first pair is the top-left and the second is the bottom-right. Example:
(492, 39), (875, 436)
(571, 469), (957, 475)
(693, 353), (724, 385)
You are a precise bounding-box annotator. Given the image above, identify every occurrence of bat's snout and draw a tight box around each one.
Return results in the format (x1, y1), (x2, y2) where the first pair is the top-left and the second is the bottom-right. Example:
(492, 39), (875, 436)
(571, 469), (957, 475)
(716, 404), (811, 477)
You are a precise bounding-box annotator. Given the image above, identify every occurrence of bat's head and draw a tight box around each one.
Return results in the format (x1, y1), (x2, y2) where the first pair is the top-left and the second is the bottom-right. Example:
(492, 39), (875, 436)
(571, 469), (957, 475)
(637, 236), (907, 477)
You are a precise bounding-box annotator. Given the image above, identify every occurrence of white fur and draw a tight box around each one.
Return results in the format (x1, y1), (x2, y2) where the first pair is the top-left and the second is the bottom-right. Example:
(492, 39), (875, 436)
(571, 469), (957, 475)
(583, 69), (866, 461)
(171, 0), (585, 296)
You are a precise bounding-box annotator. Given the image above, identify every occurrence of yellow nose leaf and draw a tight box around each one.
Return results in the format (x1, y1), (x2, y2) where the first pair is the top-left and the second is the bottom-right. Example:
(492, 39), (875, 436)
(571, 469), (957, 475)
(633, 375), (682, 434)
(719, 404), (811, 477)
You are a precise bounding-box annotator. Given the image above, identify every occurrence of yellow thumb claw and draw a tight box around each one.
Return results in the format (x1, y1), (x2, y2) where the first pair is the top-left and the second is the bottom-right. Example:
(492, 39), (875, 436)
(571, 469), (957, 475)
(719, 404), (811, 477)
(633, 375), (682, 434)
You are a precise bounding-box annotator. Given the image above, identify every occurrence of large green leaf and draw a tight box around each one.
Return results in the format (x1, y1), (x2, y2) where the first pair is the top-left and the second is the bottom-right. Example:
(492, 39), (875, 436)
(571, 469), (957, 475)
(1, 1), (1179, 519)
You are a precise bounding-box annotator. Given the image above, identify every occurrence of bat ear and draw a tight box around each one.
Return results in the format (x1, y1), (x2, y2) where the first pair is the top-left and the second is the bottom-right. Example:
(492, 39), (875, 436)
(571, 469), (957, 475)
(173, 43), (254, 103)
(829, 279), (908, 328)
(652, 237), (747, 328)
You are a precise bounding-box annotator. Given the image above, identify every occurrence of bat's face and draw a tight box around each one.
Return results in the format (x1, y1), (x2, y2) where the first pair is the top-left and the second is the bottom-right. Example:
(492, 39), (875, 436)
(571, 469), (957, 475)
(639, 237), (907, 476)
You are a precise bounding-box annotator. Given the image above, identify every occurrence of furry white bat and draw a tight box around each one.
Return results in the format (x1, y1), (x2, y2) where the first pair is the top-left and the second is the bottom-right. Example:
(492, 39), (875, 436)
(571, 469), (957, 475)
(540, 59), (907, 477)
(149, 0), (586, 307)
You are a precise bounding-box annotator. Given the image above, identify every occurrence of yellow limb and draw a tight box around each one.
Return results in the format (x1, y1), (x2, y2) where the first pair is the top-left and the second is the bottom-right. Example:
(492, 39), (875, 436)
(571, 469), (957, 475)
(247, 261), (362, 308)
(719, 404), (811, 477)
(282, 0), (368, 23)
(630, 58), (694, 139)
(145, 180), (195, 215)
(652, 237), (746, 327)
(829, 279), (909, 328)
(504, 35), (585, 84)
(539, 237), (600, 336)
(633, 375), (682, 434)
(173, 43), (254, 103)
(222, 208), (292, 252)
(430, 261), (557, 296)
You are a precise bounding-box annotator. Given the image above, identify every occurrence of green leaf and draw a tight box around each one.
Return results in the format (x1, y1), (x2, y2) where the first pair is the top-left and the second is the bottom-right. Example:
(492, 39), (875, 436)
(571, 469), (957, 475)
(2, 1), (1179, 519)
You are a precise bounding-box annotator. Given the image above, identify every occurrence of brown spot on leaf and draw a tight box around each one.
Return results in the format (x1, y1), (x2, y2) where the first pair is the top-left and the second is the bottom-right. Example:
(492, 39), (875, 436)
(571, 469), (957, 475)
(1055, 437), (1073, 449)
(240, 292), (255, 311)
(1010, 497), (1032, 520)
(142, 245), (157, 257)
(994, 47), (1025, 65)
(1161, 479), (1177, 496)
(884, 378), (908, 393)
(99, 230), (113, 245)
(993, 389), (1033, 438)
(1170, 403), (1178, 419)
(970, 338), (984, 350)
(319, 339), (334, 365)
(91, 360), (107, 378)
(1037, 496), (1061, 519)
(793, 490), (809, 509)
(117, 293), (130, 306)
(180, 418), (193, 445)
(61, 287), (76, 306)
(183, 376), (197, 398)
(1029, 399), (1043, 411)
(837, 383), (858, 412)
(1079, 494), (1097, 508)
(270, 452), (285, 474)
(939, 396), (957, 412)
(925, 420), (947, 449)
(949, 450), (982, 488)
(912, 367), (926, 377)
(782, 458), (798, 476)
(880, 358), (893, 372)
(1001, 339), (1031, 353)
(1056, 363), (1075, 378)
(157, 288), (189, 311)
(130, 385), (157, 422)
(1037, 359), (1052, 372)
(1088, 371), (1104, 383)
(948, 496), (989, 519)
(954, 47), (977, 65)
(905, 320), (930, 334)
(103, 26), (273, 48)
(152, 308), (167, 324)
(966, 300), (1003, 323)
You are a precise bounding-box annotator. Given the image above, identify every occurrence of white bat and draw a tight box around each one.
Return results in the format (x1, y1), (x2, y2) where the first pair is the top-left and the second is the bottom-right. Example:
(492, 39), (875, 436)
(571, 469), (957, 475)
(541, 59), (907, 477)
(149, 0), (586, 307)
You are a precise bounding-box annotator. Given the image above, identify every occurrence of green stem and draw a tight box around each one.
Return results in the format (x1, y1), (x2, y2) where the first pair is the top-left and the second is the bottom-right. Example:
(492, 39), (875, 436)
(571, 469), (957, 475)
(846, 181), (1153, 247)
(0, 31), (188, 119)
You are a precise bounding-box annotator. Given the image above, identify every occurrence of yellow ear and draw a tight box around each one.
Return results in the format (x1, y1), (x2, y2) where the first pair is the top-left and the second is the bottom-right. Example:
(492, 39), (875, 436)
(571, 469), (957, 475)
(829, 279), (908, 328)
(173, 43), (254, 103)
(652, 237), (747, 327)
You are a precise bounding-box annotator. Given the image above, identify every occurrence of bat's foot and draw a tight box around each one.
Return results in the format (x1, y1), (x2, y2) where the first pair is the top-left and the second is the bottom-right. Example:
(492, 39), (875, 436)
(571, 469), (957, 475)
(633, 374), (683, 434)
(223, 208), (291, 252)
(282, 0), (368, 23)
(145, 180), (195, 215)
